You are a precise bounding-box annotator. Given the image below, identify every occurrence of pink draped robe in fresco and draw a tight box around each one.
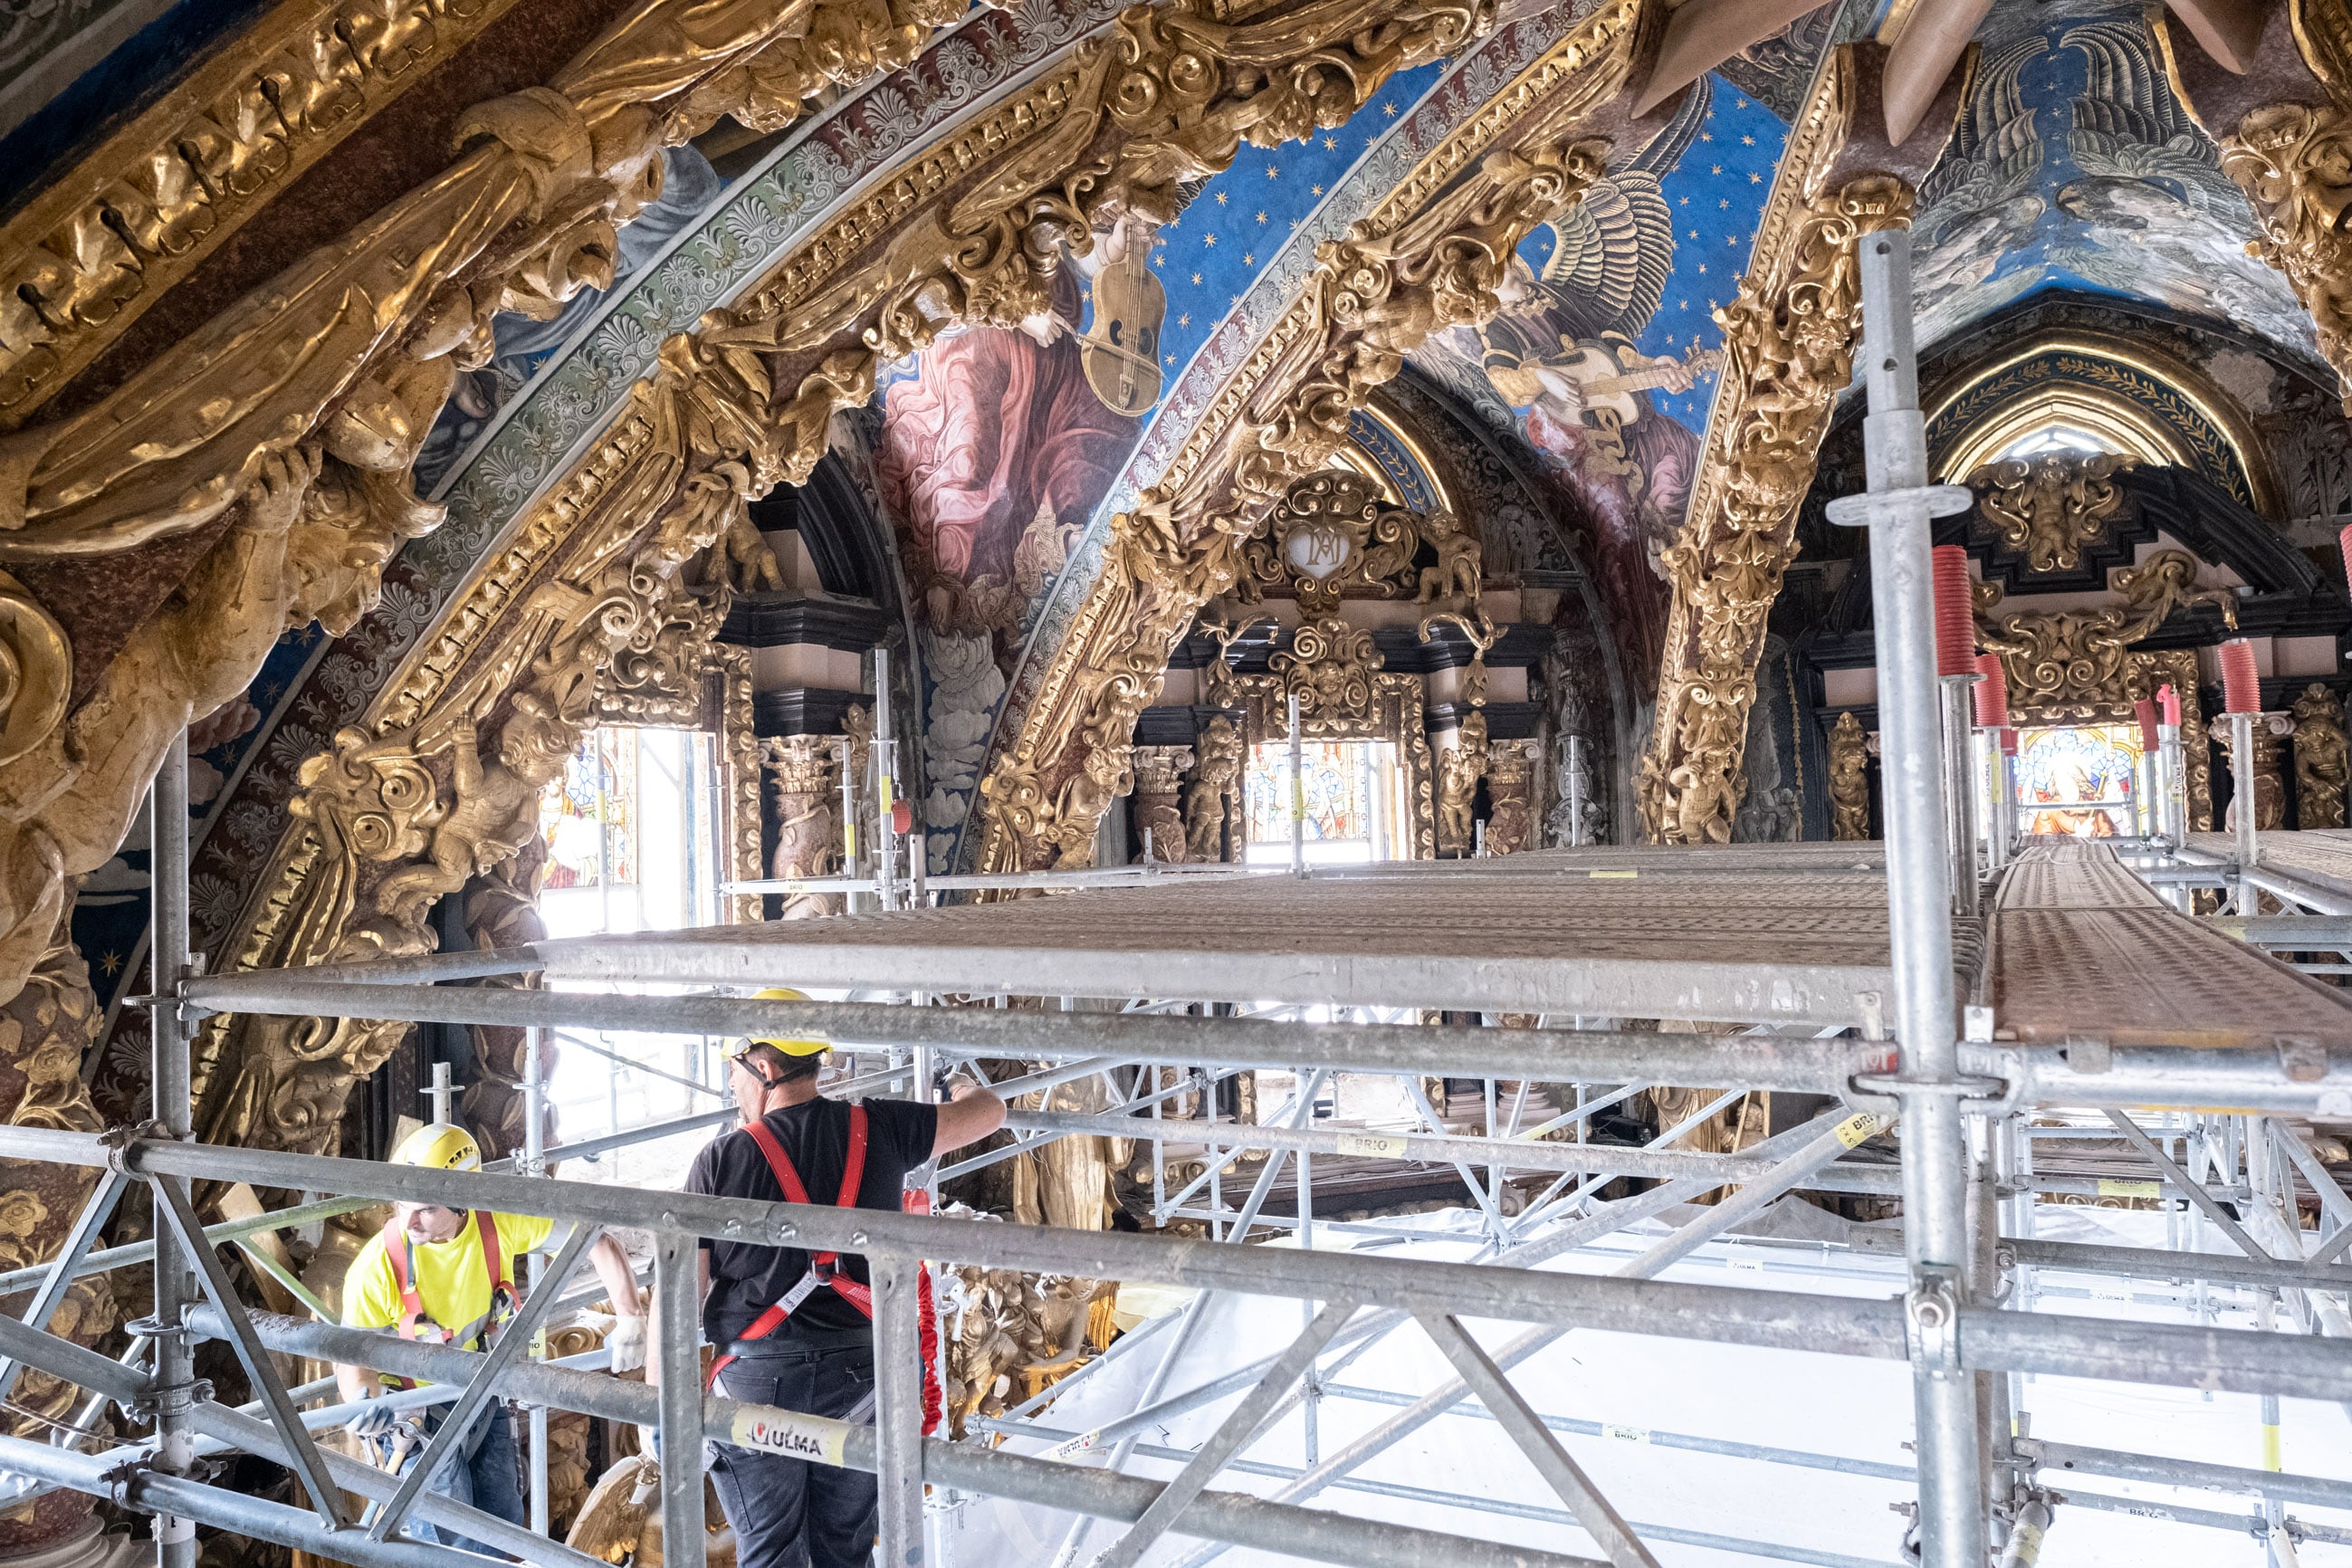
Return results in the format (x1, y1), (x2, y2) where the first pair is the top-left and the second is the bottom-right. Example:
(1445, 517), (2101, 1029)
(877, 291), (1139, 637)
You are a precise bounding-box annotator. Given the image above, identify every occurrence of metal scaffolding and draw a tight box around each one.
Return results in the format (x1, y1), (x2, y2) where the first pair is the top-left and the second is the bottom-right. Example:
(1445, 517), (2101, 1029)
(0, 226), (2347, 1568)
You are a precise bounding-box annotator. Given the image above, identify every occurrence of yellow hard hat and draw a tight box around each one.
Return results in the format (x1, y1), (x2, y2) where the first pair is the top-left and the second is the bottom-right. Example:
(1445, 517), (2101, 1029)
(391, 1122), (481, 1171)
(747, 987), (828, 1056)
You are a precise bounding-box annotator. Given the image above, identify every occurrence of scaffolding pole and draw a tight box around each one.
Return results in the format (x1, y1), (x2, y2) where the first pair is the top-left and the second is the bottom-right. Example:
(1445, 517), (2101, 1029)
(1825, 225), (1987, 1568)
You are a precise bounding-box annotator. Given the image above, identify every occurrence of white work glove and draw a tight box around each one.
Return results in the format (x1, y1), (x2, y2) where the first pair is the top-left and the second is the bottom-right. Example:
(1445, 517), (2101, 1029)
(607, 1315), (647, 1374)
(344, 1398), (398, 1439)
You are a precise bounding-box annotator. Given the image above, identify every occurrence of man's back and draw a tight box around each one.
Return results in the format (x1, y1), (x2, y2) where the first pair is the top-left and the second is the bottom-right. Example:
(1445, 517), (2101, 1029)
(685, 1095), (938, 1343)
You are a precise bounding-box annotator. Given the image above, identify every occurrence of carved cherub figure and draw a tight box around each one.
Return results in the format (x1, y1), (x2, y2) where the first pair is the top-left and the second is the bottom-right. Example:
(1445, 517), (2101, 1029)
(1185, 716), (1243, 863)
(1414, 508), (1483, 608)
(378, 695), (572, 923)
(1436, 711), (1488, 855)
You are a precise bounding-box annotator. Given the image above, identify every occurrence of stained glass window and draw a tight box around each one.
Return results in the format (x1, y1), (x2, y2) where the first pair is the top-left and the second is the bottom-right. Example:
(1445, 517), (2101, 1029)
(1242, 739), (1406, 864)
(2016, 723), (2141, 838)
(541, 728), (640, 891)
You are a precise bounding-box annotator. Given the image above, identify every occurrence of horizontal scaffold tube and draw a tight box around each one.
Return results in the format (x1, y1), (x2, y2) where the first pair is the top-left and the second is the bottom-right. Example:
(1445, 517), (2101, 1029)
(169, 977), (2352, 1112)
(1000, 1107), (1783, 1182)
(184, 1312), (1603, 1568)
(0, 1130), (2321, 1399)
(0, 1435), (485, 1568)
(176, 978), (1875, 1087)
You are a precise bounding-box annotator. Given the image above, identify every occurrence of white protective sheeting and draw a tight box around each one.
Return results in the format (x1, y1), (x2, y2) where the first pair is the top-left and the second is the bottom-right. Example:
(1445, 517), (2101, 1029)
(936, 1201), (2352, 1568)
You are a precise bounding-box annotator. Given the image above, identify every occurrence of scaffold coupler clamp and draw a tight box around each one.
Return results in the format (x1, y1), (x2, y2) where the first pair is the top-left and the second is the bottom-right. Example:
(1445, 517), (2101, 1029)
(1903, 1267), (1965, 1382)
(100, 1118), (172, 1176)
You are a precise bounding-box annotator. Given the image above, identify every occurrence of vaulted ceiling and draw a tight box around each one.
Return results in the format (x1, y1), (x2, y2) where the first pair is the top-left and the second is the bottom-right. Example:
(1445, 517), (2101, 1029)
(3, 0), (2344, 1038)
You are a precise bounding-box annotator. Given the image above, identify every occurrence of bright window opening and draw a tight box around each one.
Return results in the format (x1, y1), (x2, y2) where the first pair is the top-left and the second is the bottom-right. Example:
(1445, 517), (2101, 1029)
(537, 725), (730, 1187)
(2016, 723), (2143, 838)
(1993, 424), (2120, 462)
(1241, 739), (1410, 865)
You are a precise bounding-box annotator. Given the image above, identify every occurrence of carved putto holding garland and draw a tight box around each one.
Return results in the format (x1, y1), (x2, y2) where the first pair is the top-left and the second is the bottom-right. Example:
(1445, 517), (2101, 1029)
(1966, 452), (2135, 574)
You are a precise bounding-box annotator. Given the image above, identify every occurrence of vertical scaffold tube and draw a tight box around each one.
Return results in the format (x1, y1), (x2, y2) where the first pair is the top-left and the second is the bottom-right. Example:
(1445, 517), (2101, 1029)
(655, 1233), (705, 1568)
(149, 731), (197, 1568)
(874, 1256), (928, 1568)
(1829, 227), (1988, 1568)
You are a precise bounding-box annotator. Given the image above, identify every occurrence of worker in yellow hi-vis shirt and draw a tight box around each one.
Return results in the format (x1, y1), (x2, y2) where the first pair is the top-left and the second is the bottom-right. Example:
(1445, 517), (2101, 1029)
(337, 1122), (645, 1553)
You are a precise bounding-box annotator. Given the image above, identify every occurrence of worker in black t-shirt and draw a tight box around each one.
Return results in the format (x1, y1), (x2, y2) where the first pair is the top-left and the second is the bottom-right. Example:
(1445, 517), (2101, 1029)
(670, 988), (1005, 1568)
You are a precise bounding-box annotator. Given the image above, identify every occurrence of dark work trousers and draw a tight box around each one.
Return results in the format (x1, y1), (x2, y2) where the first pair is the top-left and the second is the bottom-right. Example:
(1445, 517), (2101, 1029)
(711, 1340), (880, 1568)
(375, 1401), (523, 1554)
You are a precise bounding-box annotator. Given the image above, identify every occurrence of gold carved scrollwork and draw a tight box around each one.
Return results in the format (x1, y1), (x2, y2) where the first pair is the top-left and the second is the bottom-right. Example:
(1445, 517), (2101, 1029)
(2294, 683), (2350, 828)
(1974, 548), (2234, 723)
(1827, 710), (1871, 842)
(1966, 452), (2135, 574)
(1639, 43), (1906, 845)
(1269, 617), (1384, 732)
(2218, 100), (2352, 409)
(972, 0), (1644, 874)
(1238, 471), (1420, 616)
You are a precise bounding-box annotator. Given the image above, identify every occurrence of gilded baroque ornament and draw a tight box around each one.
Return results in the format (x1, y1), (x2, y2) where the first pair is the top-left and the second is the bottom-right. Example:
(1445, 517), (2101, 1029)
(2293, 683), (2350, 828)
(1974, 549), (2236, 723)
(1638, 44), (1902, 846)
(1827, 710), (1871, 842)
(973, 0), (1646, 873)
(0, 0), (975, 1014)
(1238, 471), (1420, 616)
(2218, 99), (2352, 408)
(1966, 452), (2135, 574)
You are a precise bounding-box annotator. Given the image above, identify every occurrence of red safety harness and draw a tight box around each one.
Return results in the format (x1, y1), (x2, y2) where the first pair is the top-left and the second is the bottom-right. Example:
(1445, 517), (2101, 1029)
(708, 1106), (941, 1434)
(378, 1210), (515, 1388)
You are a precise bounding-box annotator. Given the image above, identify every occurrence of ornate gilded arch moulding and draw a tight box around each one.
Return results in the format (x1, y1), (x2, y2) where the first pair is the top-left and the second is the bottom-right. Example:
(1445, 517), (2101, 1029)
(1637, 41), (1966, 848)
(0, 0), (1008, 1021)
(970, 0), (1655, 875)
(167, 0), (1506, 1147)
(1924, 330), (2277, 516)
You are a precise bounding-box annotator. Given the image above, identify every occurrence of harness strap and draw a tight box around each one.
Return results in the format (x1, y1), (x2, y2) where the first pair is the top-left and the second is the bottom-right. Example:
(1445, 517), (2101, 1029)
(707, 1106), (869, 1388)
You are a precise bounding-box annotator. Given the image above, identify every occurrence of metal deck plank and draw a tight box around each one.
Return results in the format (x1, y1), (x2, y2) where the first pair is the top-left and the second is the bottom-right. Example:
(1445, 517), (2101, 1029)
(531, 869), (1898, 1025)
(1992, 843), (2352, 1047)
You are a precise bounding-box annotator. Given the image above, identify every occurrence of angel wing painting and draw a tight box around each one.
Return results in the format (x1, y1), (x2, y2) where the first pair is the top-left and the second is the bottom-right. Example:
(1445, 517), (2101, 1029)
(1910, 30), (2050, 339)
(1416, 74), (1717, 675)
(2045, 16), (2312, 351)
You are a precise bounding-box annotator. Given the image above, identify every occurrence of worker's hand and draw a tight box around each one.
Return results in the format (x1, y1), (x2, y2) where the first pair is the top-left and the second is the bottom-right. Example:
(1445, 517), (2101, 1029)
(607, 1315), (647, 1374)
(345, 1398), (398, 1439)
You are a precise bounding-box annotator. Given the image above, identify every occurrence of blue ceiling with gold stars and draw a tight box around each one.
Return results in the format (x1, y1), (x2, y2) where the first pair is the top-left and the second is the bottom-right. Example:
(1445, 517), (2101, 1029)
(1136, 62), (1448, 412)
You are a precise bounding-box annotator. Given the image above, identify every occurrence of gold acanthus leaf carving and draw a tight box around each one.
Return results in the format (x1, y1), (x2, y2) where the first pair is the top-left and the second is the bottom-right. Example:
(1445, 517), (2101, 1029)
(970, 0), (1642, 875)
(1638, 164), (1910, 846)
(1974, 547), (2235, 723)
(2218, 99), (2352, 411)
(1965, 451), (2134, 574)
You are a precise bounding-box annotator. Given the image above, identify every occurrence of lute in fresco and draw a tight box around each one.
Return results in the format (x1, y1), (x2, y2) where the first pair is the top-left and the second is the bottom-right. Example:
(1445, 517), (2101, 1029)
(1081, 240), (1168, 417)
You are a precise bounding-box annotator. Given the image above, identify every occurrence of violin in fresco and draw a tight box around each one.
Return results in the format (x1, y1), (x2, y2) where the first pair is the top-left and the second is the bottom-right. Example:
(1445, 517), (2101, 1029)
(1080, 240), (1167, 416)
